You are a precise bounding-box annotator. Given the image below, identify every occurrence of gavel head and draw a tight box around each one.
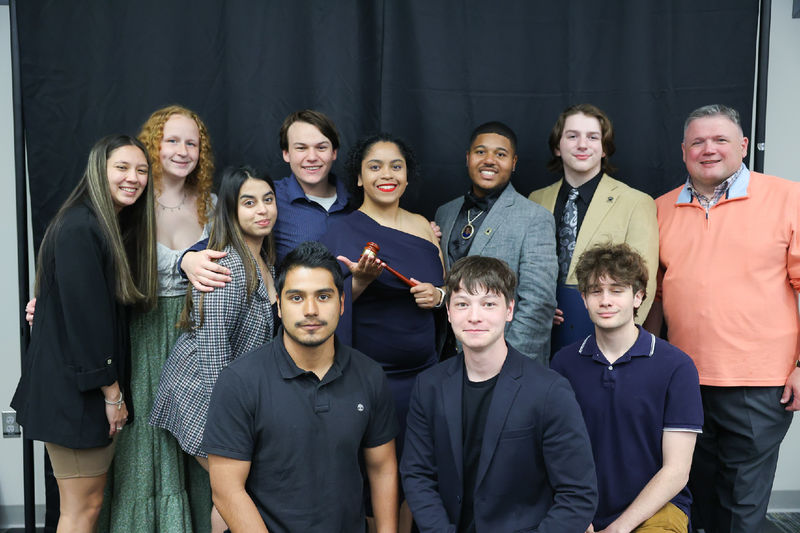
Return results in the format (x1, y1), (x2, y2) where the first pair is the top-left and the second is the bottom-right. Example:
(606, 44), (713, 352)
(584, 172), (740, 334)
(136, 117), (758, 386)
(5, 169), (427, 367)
(362, 241), (380, 258)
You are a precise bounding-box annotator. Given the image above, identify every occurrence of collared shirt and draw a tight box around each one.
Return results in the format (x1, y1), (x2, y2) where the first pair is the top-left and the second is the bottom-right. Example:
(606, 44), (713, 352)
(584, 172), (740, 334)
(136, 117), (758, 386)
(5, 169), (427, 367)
(203, 331), (398, 533)
(551, 327), (703, 530)
(447, 183), (508, 263)
(273, 173), (351, 264)
(684, 163), (745, 211)
(552, 170), (603, 239)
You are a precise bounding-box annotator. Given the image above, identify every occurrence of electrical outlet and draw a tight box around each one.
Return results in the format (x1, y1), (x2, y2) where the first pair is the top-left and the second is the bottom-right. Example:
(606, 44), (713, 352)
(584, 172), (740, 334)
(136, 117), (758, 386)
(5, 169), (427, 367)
(2, 410), (21, 438)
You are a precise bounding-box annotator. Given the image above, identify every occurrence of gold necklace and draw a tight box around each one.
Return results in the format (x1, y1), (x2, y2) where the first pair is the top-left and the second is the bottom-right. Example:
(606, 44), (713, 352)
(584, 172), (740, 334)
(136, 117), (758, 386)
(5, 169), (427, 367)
(156, 192), (187, 212)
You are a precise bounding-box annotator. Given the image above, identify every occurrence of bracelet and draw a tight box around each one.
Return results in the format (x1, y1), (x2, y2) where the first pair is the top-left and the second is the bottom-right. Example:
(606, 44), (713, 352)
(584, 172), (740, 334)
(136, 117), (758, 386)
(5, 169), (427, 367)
(433, 287), (446, 309)
(104, 390), (124, 410)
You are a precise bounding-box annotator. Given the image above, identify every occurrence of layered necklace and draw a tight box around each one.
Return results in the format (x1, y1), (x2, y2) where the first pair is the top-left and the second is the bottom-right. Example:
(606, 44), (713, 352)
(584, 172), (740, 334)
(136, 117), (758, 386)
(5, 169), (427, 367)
(461, 209), (484, 240)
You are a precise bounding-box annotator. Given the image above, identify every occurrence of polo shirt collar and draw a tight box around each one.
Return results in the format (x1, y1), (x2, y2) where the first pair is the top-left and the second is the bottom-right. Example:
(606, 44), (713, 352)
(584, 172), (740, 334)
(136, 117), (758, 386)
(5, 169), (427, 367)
(676, 163), (750, 204)
(577, 325), (656, 365)
(274, 328), (350, 384)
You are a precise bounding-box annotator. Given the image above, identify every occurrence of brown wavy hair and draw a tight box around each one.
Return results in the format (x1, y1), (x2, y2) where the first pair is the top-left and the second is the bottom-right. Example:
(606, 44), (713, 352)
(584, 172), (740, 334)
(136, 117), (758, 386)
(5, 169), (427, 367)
(575, 243), (648, 316)
(138, 105), (215, 225)
(547, 103), (616, 175)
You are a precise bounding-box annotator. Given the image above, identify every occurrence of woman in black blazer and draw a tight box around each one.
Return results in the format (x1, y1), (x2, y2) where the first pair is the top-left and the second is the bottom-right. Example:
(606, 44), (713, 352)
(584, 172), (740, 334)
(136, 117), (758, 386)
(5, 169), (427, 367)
(12, 134), (157, 532)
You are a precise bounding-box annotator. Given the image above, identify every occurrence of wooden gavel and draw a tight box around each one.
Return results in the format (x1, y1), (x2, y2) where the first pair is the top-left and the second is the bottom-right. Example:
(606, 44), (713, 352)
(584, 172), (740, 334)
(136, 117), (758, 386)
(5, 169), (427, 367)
(361, 242), (418, 287)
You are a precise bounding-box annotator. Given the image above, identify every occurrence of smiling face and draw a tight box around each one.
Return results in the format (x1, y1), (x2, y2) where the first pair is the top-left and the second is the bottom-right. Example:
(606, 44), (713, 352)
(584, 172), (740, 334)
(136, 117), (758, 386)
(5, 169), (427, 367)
(358, 141), (408, 208)
(466, 133), (518, 197)
(237, 177), (277, 245)
(159, 114), (200, 181)
(555, 112), (605, 185)
(582, 275), (643, 334)
(106, 145), (149, 212)
(282, 121), (338, 194)
(278, 266), (344, 349)
(447, 283), (514, 353)
(682, 115), (748, 196)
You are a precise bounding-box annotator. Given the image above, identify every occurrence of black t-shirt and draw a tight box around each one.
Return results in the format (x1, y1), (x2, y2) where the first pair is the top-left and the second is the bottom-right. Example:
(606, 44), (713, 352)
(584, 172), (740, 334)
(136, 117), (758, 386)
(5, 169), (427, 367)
(458, 370), (499, 533)
(203, 332), (398, 533)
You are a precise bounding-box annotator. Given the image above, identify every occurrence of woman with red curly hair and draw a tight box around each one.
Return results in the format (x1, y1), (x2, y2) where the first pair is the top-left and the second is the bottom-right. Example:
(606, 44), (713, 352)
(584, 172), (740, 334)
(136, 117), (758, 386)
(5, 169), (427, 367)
(98, 105), (217, 532)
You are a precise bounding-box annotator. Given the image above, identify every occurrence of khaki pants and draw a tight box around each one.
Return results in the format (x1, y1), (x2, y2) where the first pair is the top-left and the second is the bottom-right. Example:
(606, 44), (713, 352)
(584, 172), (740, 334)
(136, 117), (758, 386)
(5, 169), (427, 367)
(634, 502), (688, 532)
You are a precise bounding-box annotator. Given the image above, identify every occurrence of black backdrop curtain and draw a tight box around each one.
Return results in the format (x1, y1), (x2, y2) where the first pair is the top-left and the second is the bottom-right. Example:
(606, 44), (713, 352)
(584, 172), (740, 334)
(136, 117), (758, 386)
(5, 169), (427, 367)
(16, 0), (759, 248)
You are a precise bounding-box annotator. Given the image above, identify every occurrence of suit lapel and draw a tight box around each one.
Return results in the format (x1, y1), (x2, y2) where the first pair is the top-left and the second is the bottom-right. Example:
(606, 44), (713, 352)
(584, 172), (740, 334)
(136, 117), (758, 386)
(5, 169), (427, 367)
(474, 351), (521, 490)
(442, 361), (464, 483)
(469, 184), (516, 256)
(439, 200), (462, 268)
(539, 180), (562, 213)
(570, 174), (619, 275)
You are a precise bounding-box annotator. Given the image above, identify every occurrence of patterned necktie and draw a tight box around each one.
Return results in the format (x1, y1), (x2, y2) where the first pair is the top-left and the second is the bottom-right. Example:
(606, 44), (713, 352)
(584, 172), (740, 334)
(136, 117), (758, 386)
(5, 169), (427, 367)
(557, 188), (579, 284)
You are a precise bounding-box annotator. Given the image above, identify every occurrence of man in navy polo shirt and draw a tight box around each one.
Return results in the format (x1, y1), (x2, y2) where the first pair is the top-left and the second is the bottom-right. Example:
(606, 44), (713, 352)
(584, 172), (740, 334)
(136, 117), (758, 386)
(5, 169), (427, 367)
(203, 242), (399, 533)
(552, 243), (702, 532)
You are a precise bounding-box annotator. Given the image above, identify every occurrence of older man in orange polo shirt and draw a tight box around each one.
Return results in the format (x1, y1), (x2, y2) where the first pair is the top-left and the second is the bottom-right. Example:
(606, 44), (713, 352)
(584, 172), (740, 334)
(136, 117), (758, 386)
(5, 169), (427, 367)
(645, 104), (800, 533)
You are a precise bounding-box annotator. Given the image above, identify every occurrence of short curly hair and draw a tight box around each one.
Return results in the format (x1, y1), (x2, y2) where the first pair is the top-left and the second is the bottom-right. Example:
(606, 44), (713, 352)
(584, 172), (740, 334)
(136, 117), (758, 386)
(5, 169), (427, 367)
(575, 243), (648, 316)
(138, 105), (215, 225)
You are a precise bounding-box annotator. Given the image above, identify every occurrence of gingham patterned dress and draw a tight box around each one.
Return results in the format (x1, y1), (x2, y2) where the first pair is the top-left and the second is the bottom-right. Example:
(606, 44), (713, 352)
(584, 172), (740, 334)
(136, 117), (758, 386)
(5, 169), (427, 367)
(149, 246), (274, 457)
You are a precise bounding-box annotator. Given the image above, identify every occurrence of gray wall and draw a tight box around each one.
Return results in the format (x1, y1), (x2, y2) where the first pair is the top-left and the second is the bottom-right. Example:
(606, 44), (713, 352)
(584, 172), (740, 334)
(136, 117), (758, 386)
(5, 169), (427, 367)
(0, 4), (46, 528)
(763, 0), (800, 510)
(1, 0), (798, 527)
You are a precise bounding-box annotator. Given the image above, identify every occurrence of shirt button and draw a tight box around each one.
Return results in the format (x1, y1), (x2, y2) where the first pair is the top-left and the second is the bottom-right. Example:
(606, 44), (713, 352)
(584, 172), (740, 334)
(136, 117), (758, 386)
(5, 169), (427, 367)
(608, 365), (613, 370)
(106, 358), (112, 365)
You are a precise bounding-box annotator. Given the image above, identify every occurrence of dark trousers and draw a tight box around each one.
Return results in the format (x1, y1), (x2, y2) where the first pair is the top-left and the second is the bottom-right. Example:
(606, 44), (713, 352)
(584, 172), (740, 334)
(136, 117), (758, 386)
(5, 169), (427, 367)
(689, 386), (793, 533)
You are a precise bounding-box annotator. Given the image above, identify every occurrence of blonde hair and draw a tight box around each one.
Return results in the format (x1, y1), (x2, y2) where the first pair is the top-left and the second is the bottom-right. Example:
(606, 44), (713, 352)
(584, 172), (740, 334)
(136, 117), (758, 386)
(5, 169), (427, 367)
(138, 105), (215, 225)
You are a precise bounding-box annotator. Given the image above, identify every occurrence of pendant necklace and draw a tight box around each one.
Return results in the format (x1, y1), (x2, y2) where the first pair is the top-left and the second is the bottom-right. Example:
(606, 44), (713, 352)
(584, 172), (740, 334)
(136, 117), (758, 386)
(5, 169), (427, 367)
(157, 192), (187, 212)
(461, 209), (484, 240)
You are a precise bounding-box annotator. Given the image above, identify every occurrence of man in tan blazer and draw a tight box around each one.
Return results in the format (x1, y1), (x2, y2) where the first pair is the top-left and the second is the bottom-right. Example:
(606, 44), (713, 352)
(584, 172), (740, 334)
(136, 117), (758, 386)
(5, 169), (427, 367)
(530, 104), (658, 353)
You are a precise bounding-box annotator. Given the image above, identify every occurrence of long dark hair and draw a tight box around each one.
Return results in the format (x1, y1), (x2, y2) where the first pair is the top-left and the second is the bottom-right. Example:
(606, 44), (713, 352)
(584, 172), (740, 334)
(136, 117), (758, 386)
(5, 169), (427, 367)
(35, 134), (157, 309)
(179, 166), (276, 329)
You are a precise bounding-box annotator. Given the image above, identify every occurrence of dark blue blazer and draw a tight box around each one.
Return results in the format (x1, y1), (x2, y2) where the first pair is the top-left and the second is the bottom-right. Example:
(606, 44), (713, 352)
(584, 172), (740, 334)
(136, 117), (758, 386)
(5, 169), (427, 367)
(401, 346), (597, 533)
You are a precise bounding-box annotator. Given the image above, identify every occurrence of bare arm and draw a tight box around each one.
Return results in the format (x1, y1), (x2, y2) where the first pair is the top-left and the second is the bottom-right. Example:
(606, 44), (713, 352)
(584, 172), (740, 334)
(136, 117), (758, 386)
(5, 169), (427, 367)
(100, 381), (128, 437)
(780, 291), (800, 411)
(596, 431), (696, 533)
(181, 249), (232, 292)
(409, 281), (444, 310)
(781, 365), (800, 411)
(364, 440), (399, 533)
(337, 253), (384, 300)
(209, 454), (269, 533)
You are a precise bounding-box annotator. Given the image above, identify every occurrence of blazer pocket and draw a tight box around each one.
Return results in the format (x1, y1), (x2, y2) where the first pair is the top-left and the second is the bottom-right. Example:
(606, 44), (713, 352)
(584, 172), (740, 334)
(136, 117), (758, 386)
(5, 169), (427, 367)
(500, 424), (535, 440)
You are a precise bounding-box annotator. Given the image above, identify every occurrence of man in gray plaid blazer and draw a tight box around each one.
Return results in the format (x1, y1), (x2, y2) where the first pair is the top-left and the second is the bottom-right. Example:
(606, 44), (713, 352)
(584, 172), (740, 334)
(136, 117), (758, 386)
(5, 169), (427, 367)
(435, 121), (558, 363)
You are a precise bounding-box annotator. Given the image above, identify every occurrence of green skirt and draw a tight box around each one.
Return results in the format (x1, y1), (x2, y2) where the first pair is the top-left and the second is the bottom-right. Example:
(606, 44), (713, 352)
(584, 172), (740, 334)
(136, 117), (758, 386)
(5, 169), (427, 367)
(98, 296), (211, 533)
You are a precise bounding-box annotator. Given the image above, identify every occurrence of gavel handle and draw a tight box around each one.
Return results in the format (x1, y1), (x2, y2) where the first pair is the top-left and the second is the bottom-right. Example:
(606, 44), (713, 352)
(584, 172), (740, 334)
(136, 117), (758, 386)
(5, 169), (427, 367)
(383, 264), (418, 287)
